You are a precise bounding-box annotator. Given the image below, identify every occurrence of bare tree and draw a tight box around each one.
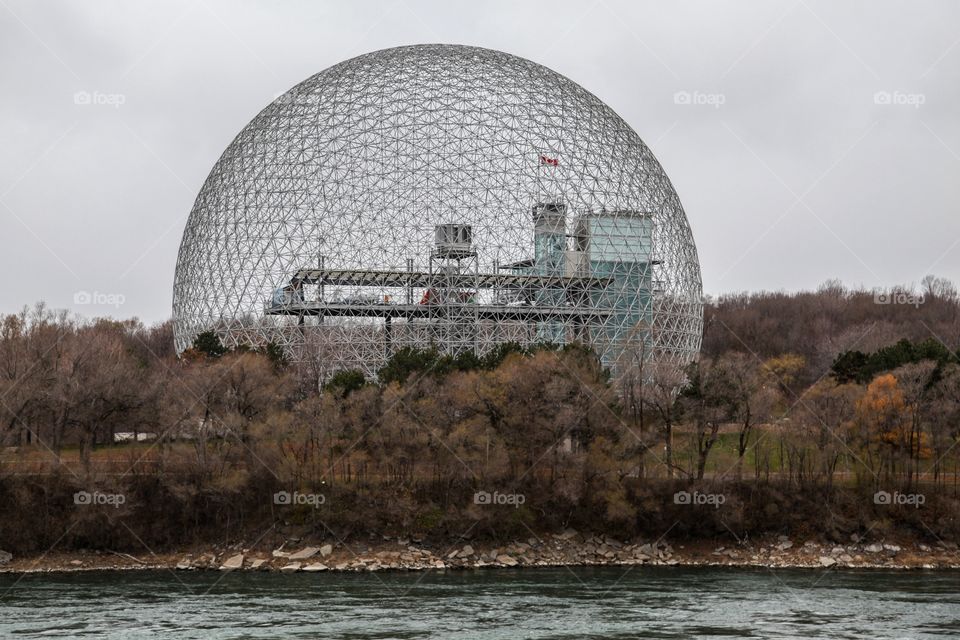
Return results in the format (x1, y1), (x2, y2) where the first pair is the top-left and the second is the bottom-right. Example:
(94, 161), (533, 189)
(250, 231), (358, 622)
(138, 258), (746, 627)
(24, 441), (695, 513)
(642, 362), (686, 478)
(890, 360), (938, 486)
(799, 379), (862, 485)
(926, 363), (960, 487)
(722, 353), (776, 479)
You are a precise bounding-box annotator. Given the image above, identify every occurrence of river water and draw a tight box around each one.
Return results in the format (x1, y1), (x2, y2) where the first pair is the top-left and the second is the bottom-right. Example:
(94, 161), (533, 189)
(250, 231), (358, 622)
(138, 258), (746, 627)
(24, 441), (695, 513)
(0, 566), (957, 638)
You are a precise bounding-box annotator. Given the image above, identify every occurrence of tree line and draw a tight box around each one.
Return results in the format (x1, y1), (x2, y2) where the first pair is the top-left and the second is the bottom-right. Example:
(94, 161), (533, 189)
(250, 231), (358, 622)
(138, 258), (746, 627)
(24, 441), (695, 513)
(1, 278), (959, 552)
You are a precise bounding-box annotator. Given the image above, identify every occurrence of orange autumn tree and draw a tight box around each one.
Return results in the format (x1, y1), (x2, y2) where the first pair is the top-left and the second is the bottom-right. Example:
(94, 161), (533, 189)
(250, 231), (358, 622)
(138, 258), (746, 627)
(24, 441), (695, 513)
(854, 372), (930, 483)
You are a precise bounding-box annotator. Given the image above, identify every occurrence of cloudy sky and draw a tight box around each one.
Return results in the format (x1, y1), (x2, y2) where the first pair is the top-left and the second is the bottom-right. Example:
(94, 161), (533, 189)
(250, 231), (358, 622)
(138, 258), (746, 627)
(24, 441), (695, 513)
(1, 0), (958, 324)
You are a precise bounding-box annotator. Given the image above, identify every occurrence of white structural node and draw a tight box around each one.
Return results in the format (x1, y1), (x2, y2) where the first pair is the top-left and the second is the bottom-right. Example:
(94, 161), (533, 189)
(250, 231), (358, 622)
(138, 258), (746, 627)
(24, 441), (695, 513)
(173, 44), (702, 377)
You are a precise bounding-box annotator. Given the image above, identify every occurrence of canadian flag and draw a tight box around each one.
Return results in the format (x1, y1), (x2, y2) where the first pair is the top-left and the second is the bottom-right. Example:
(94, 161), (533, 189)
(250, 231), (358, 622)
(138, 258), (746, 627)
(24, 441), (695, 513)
(539, 154), (559, 167)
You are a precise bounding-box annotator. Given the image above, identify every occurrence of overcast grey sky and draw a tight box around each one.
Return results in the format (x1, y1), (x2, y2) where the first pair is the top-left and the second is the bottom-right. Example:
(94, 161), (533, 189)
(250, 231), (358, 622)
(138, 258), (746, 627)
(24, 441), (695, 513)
(1, 0), (958, 324)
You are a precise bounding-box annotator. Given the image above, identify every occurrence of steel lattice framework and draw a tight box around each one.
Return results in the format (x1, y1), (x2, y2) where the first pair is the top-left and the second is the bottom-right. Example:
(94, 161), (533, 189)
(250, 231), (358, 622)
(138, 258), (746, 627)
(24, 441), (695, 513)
(173, 44), (702, 377)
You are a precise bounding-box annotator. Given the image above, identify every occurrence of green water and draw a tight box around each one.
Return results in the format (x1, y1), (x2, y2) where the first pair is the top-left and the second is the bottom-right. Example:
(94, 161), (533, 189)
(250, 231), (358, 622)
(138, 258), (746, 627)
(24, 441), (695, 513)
(1, 566), (957, 638)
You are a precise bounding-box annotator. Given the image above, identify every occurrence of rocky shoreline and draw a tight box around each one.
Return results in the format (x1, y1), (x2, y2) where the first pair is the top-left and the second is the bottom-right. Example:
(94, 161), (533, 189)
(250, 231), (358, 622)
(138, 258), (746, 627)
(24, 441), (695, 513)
(2, 531), (959, 574)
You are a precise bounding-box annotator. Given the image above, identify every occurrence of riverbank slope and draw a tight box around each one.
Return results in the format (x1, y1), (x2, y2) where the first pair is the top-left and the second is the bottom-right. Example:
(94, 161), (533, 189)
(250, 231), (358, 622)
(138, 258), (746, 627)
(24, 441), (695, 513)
(4, 530), (959, 574)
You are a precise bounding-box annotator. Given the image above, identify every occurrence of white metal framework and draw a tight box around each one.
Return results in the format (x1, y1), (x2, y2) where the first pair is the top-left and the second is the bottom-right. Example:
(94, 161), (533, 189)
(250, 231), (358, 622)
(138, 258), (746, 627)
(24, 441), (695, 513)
(173, 44), (702, 377)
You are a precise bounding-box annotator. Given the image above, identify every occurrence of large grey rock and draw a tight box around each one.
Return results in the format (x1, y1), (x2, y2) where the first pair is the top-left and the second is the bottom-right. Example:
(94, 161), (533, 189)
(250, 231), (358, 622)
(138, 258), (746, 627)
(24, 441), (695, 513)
(220, 553), (244, 570)
(319, 544), (333, 558)
(288, 547), (320, 561)
(280, 562), (302, 573)
(604, 536), (623, 549)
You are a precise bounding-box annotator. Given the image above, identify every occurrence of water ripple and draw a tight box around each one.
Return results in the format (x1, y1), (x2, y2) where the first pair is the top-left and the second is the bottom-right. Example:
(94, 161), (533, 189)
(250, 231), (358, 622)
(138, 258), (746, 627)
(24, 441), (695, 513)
(1, 566), (958, 639)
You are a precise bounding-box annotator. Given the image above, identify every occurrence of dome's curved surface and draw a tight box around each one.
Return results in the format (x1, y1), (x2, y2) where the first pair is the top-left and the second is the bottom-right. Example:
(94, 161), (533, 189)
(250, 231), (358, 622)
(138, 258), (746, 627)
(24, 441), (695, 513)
(173, 44), (702, 375)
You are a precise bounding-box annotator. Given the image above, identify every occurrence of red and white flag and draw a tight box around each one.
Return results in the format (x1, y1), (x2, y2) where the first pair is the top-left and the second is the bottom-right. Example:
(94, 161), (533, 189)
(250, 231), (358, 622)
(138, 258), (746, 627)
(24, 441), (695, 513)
(539, 154), (559, 167)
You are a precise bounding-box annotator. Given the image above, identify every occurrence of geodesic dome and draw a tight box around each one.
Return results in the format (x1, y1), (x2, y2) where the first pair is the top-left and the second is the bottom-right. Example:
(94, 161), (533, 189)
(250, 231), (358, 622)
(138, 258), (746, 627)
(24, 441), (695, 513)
(173, 44), (702, 377)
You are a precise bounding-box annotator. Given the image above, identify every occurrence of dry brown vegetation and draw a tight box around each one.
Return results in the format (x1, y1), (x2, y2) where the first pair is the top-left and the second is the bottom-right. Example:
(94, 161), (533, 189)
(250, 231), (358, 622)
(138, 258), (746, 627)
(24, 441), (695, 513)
(1, 278), (960, 556)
